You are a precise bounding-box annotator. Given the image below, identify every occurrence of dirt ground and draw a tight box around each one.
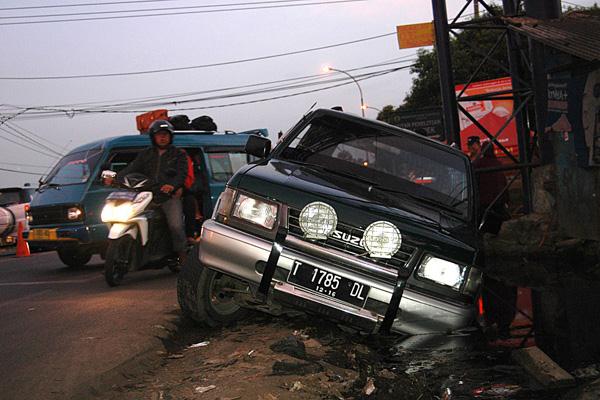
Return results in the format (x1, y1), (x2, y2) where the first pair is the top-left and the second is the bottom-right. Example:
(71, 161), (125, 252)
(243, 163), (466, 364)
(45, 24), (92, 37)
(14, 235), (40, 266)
(82, 309), (585, 400)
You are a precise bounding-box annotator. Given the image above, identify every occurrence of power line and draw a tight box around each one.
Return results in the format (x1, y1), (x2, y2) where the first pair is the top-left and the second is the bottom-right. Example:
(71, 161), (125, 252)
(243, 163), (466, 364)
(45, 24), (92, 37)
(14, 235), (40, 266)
(7, 56), (415, 111)
(0, 126), (59, 157)
(0, 0), (340, 19)
(3, 123), (63, 155)
(0, 161), (51, 168)
(13, 64), (410, 116)
(7, 121), (65, 152)
(0, 0), (299, 11)
(0, 31), (394, 80)
(13, 65), (411, 119)
(0, 166), (46, 176)
(0, 0), (365, 26)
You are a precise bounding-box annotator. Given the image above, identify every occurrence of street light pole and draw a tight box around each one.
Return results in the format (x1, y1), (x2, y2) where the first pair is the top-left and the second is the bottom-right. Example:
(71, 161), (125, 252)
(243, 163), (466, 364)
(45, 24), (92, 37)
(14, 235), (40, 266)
(325, 66), (365, 117)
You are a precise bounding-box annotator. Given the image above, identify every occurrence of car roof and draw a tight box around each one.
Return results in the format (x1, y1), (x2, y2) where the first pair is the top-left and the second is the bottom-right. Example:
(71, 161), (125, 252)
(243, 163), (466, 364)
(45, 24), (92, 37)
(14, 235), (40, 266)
(68, 129), (267, 153)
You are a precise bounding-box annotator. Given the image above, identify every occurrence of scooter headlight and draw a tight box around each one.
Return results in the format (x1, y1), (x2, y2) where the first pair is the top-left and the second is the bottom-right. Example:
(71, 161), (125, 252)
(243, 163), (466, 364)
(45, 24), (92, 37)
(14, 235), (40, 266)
(101, 202), (134, 223)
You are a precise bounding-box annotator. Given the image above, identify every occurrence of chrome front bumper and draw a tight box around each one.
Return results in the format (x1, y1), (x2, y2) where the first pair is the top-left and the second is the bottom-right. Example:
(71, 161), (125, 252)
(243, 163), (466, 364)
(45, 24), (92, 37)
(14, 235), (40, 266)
(199, 219), (475, 335)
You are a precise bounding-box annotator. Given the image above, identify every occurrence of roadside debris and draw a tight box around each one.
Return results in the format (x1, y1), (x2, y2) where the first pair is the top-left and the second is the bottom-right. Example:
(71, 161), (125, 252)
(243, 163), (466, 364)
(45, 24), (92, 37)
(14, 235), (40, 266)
(188, 341), (210, 348)
(194, 385), (216, 394)
(363, 377), (376, 396)
(269, 336), (306, 359)
(472, 383), (521, 398)
(572, 364), (600, 379)
(289, 381), (305, 392)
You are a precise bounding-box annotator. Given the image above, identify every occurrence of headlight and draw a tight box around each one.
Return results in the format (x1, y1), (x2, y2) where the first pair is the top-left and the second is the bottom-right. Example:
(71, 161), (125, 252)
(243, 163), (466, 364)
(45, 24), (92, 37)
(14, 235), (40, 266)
(101, 202), (133, 223)
(67, 206), (84, 221)
(232, 193), (278, 230)
(363, 220), (402, 258)
(416, 255), (466, 291)
(299, 201), (337, 239)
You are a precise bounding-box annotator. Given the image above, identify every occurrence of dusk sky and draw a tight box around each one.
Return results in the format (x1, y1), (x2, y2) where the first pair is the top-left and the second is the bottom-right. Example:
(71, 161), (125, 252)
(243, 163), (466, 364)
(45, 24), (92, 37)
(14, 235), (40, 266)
(0, 0), (595, 187)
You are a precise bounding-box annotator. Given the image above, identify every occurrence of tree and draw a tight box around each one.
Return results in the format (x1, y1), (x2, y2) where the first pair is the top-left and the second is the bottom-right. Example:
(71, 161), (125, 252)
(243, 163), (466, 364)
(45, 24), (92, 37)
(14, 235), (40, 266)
(379, 11), (510, 123)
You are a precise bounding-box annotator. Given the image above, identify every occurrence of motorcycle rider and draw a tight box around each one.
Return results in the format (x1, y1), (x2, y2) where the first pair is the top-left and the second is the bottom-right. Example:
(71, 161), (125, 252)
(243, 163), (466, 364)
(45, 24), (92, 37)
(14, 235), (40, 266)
(104, 120), (188, 263)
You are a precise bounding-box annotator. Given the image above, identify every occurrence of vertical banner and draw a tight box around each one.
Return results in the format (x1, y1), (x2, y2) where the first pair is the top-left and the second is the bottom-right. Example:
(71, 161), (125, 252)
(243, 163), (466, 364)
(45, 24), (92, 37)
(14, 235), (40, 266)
(455, 77), (519, 157)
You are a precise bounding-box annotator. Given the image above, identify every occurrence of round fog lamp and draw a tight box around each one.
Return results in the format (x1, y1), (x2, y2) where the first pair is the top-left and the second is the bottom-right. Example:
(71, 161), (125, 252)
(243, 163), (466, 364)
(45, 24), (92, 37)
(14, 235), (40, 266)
(299, 201), (337, 239)
(363, 221), (402, 258)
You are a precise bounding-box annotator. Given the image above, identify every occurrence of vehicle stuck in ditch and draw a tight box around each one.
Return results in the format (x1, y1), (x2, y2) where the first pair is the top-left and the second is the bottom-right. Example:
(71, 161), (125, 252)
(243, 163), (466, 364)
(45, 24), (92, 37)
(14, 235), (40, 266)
(178, 108), (482, 335)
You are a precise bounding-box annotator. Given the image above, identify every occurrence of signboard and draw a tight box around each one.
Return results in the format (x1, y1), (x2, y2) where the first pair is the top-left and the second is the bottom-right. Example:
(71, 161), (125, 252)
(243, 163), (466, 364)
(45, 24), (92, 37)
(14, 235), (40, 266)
(455, 77), (519, 157)
(396, 22), (435, 49)
(387, 107), (444, 140)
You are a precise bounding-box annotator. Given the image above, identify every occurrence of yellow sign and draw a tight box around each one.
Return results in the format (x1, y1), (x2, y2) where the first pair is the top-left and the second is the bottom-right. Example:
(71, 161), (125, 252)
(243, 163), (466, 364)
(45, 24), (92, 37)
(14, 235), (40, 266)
(396, 22), (435, 49)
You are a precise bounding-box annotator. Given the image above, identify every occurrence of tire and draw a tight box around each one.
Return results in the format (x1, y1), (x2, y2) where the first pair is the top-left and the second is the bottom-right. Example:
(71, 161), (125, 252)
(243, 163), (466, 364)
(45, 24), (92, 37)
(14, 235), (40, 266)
(104, 236), (135, 287)
(177, 244), (248, 327)
(57, 246), (92, 268)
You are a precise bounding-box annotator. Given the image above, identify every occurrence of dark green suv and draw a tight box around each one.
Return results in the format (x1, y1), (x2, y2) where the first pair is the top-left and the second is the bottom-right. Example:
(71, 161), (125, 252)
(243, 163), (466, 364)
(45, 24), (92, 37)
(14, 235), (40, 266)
(178, 109), (482, 334)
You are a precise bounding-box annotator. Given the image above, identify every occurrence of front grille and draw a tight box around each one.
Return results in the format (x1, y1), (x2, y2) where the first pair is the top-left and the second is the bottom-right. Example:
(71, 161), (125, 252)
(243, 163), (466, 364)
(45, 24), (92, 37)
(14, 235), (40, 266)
(288, 208), (417, 276)
(30, 205), (73, 226)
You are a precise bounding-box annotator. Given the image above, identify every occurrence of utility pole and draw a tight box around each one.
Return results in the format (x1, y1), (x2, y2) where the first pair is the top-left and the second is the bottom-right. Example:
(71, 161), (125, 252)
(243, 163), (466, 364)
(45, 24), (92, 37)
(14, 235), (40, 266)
(474, 0), (479, 17)
(431, 0), (462, 148)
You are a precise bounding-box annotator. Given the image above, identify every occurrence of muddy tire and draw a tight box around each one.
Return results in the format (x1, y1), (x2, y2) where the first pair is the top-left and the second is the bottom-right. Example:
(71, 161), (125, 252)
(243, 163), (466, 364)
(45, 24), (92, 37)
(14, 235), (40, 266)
(57, 246), (92, 268)
(177, 244), (247, 327)
(104, 236), (134, 287)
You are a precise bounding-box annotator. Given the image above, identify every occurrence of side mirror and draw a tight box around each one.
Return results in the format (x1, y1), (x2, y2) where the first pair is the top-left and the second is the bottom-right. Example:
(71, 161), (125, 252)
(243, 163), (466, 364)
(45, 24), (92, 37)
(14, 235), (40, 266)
(245, 134), (271, 158)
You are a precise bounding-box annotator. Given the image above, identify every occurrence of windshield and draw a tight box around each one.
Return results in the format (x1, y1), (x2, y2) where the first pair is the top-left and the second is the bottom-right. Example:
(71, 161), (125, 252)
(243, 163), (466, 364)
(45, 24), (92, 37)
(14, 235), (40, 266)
(43, 148), (103, 186)
(207, 152), (250, 183)
(278, 115), (471, 217)
(0, 191), (21, 206)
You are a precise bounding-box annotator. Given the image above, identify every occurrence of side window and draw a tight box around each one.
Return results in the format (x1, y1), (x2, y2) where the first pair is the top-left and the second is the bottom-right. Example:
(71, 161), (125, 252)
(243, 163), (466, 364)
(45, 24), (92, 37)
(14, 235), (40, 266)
(206, 152), (249, 182)
(107, 150), (141, 173)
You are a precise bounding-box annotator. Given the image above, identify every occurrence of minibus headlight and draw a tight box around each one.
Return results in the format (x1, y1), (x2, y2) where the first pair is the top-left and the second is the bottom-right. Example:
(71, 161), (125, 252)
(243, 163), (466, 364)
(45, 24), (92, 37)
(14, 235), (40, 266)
(67, 206), (84, 221)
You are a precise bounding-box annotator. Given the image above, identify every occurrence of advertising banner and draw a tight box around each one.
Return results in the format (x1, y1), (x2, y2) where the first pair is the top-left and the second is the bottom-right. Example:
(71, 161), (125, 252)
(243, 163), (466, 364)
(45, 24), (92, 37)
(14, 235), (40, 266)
(455, 77), (519, 157)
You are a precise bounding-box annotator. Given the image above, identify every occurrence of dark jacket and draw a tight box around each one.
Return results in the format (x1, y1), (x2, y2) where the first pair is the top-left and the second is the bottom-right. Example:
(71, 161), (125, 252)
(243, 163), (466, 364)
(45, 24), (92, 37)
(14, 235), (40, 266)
(472, 146), (508, 207)
(117, 145), (188, 190)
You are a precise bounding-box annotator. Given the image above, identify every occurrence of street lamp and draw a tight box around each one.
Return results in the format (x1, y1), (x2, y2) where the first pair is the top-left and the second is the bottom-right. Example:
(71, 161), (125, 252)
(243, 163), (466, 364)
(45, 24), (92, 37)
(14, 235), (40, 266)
(323, 66), (365, 117)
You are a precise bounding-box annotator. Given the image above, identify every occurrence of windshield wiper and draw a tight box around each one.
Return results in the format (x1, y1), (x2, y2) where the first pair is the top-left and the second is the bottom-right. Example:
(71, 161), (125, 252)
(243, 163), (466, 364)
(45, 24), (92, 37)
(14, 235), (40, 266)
(38, 182), (61, 192)
(370, 185), (465, 218)
(288, 160), (379, 187)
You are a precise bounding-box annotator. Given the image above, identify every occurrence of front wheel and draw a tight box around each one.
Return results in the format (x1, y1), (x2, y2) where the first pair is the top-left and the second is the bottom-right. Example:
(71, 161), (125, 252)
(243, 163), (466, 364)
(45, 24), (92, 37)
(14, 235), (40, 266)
(104, 236), (136, 287)
(57, 246), (92, 268)
(177, 245), (247, 327)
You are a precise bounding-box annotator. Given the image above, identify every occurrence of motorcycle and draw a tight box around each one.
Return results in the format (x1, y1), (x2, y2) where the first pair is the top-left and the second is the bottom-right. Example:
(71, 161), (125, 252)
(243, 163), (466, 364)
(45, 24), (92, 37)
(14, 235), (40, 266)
(100, 171), (181, 286)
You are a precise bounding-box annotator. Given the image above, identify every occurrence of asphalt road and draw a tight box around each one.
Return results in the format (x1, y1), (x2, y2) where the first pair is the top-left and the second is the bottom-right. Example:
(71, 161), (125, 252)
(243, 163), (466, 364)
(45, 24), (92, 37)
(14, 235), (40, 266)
(0, 251), (179, 400)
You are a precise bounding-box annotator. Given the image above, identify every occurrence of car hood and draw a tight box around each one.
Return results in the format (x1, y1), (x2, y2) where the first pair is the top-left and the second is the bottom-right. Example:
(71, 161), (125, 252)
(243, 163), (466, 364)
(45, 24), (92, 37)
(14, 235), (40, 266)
(232, 159), (477, 264)
(30, 183), (86, 207)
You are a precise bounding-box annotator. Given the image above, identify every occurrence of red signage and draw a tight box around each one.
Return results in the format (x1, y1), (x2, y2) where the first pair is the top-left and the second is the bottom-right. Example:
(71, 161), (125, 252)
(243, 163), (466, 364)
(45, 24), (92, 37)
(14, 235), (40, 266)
(456, 77), (519, 157)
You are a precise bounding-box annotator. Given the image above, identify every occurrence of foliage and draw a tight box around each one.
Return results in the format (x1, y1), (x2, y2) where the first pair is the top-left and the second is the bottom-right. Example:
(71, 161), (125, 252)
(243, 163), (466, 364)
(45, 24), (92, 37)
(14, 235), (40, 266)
(378, 10), (510, 122)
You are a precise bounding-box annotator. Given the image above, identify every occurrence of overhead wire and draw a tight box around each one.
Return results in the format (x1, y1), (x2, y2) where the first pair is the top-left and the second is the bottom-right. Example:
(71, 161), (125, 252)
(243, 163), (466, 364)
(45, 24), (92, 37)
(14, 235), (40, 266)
(0, 166), (46, 176)
(12, 64), (412, 119)
(0, 0), (332, 11)
(0, 0), (366, 26)
(6, 121), (65, 152)
(10, 62), (413, 117)
(3, 123), (64, 155)
(0, 161), (52, 168)
(0, 31), (396, 80)
(0, 0), (355, 20)
(0, 126), (60, 157)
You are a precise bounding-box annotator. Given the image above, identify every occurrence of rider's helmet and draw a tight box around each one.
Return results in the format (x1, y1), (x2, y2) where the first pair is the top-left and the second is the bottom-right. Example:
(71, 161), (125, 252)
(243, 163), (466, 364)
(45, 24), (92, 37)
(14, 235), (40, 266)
(148, 119), (174, 146)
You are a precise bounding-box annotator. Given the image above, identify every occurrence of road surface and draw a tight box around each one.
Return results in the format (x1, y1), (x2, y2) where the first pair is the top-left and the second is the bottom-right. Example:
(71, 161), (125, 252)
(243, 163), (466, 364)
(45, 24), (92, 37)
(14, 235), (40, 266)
(0, 251), (178, 400)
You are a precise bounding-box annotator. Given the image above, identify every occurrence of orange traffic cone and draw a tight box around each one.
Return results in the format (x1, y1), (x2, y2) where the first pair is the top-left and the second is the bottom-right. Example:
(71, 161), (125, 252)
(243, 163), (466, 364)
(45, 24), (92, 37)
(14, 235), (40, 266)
(16, 221), (30, 257)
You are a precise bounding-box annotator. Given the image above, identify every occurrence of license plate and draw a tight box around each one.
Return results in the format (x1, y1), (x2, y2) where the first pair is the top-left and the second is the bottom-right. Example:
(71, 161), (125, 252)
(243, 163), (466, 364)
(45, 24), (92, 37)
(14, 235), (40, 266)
(107, 191), (137, 201)
(287, 261), (370, 308)
(28, 228), (58, 241)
